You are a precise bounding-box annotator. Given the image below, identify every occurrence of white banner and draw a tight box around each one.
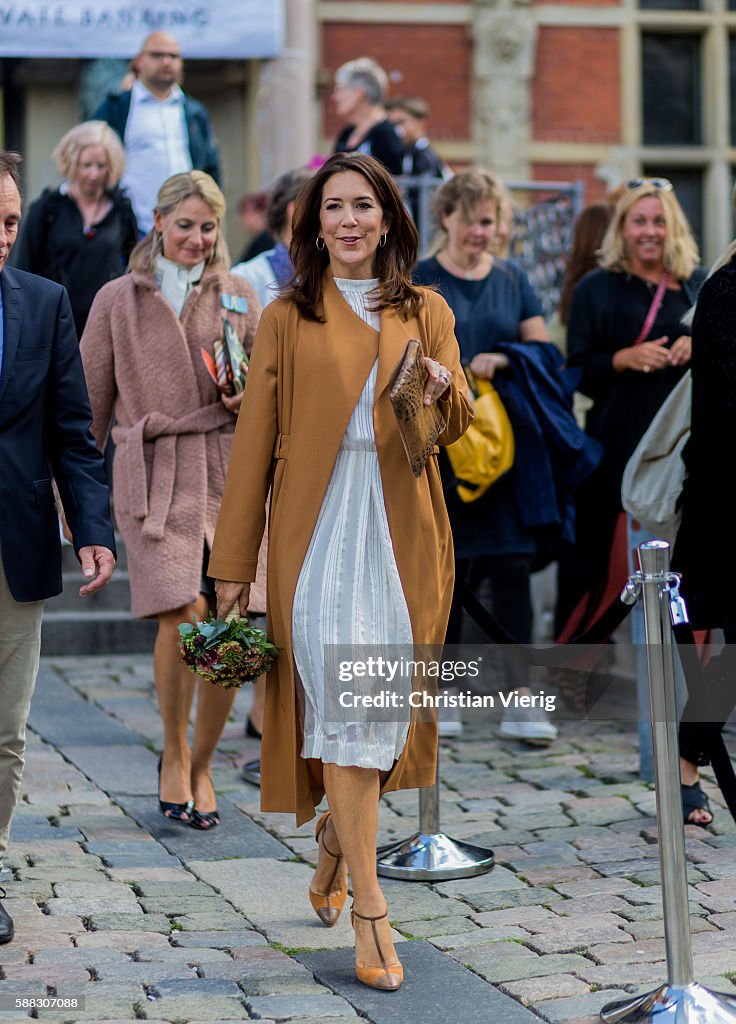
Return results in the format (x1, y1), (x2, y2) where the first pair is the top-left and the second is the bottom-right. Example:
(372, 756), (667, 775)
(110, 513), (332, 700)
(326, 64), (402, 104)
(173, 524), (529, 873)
(0, 0), (284, 58)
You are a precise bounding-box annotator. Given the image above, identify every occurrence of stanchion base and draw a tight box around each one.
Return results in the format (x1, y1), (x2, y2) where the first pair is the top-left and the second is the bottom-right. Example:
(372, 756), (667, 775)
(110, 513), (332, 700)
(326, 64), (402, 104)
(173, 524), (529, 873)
(600, 982), (736, 1022)
(240, 758), (261, 787)
(376, 831), (494, 881)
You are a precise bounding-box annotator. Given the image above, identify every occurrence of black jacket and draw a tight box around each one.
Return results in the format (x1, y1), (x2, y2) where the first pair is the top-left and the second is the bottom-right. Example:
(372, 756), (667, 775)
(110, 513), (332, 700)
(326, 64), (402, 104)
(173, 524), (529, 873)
(0, 267), (115, 601)
(674, 260), (736, 630)
(334, 119), (404, 175)
(11, 187), (138, 336)
(92, 89), (221, 183)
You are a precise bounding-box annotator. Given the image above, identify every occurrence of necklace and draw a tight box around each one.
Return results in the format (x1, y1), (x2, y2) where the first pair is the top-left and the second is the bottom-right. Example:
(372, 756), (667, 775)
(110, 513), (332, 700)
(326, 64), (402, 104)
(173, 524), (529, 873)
(440, 249), (491, 280)
(71, 190), (109, 236)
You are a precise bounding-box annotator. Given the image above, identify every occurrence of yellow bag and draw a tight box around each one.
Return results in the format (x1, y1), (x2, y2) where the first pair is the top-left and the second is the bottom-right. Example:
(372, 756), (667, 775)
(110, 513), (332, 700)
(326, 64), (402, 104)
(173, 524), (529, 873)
(445, 367), (514, 503)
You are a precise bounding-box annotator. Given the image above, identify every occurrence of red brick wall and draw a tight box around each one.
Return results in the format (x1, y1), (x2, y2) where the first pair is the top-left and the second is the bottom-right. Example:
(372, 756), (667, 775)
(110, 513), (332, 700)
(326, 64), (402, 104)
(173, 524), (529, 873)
(533, 27), (620, 143)
(321, 24), (471, 140)
(532, 163), (609, 202)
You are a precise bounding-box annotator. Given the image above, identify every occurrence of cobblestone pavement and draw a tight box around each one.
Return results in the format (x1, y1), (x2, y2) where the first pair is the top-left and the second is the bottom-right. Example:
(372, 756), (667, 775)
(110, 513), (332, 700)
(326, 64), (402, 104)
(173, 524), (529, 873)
(1, 655), (735, 1024)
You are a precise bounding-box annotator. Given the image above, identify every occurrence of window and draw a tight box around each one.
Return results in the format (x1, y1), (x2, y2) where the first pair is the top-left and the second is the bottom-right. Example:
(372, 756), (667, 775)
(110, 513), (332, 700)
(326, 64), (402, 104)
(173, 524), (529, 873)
(642, 34), (701, 146)
(640, 0), (700, 9)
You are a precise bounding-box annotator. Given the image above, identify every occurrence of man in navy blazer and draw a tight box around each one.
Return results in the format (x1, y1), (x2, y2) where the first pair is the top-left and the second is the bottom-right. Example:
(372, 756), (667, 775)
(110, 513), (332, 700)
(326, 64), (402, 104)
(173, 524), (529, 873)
(0, 152), (115, 945)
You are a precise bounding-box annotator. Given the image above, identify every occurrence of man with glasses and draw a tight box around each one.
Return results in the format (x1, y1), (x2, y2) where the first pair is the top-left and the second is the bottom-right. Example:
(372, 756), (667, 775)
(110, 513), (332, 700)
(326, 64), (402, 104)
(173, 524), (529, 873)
(92, 31), (221, 233)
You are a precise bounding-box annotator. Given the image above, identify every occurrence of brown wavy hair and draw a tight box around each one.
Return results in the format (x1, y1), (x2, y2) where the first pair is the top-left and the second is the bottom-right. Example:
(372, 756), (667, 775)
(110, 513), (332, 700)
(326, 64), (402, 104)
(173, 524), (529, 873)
(558, 201), (613, 325)
(285, 153), (423, 322)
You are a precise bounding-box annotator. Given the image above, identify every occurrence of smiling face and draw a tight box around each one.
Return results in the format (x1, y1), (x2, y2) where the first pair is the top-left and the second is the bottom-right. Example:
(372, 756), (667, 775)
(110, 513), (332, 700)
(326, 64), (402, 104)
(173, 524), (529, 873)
(0, 174), (21, 273)
(622, 195), (667, 273)
(442, 198), (498, 261)
(154, 194), (218, 267)
(73, 144), (110, 199)
(318, 170), (387, 279)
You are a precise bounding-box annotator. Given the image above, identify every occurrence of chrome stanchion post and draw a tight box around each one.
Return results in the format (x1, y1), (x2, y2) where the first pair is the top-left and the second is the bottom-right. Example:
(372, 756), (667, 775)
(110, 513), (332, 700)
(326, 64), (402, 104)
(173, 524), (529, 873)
(601, 540), (736, 1024)
(376, 741), (495, 881)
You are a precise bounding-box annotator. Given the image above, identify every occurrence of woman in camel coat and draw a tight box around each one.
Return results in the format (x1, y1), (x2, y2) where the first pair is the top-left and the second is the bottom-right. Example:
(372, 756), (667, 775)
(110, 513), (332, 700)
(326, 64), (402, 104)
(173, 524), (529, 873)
(210, 154), (472, 991)
(81, 171), (261, 830)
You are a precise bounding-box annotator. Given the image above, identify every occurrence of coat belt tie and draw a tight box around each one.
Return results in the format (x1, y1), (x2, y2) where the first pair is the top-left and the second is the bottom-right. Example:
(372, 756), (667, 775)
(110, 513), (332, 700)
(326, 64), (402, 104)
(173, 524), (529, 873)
(112, 402), (233, 540)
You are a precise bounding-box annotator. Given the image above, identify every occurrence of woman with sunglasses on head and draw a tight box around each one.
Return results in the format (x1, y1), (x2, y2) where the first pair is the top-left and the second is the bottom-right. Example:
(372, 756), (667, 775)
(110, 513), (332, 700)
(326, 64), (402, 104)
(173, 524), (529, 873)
(556, 180), (706, 651)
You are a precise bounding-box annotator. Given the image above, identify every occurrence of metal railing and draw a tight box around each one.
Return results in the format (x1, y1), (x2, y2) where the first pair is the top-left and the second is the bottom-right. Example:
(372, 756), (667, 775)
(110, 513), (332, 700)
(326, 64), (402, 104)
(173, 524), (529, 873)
(395, 174), (585, 320)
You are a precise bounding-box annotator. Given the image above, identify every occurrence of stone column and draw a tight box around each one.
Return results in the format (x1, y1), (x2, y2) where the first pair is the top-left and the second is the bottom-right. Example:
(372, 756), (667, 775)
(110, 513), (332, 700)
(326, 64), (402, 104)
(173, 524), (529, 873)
(471, 0), (537, 179)
(255, 0), (318, 187)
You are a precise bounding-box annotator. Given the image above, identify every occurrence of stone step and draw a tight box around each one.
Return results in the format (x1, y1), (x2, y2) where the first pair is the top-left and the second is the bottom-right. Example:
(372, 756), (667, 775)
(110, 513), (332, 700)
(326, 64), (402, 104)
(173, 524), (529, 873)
(46, 572), (133, 612)
(41, 610), (157, 656)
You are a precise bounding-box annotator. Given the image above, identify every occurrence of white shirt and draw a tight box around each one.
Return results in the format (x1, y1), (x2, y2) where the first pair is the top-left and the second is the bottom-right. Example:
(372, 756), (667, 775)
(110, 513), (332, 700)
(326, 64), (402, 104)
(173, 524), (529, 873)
(231, 250), (280, 310)
(122, 80), (193, 233)
(154, 256), (204, 317)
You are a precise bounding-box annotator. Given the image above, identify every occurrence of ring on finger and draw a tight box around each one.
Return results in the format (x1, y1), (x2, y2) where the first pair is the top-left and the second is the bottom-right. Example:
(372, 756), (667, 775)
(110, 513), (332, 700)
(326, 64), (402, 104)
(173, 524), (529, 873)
(643, 364), (651, 373)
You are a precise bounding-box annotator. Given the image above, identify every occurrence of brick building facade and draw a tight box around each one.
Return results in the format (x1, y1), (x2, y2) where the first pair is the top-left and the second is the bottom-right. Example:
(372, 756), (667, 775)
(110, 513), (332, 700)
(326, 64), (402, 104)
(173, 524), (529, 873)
(318, 0), (736, 262)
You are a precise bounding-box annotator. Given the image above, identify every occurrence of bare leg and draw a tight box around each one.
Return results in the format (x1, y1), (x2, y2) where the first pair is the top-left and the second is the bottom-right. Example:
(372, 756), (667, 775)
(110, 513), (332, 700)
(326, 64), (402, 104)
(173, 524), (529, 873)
(154, 595), (208, 808)
(323, 763), (400, 974)
(680, 755), (713, 825)
(248, 675), (266, 735)
(190, 680), (237, 812)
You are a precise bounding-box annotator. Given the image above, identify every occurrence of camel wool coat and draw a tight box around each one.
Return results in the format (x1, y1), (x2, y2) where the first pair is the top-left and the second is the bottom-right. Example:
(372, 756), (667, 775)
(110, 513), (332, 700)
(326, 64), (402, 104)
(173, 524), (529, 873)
(208, 276), (474, 824)
(81, 268), (262, 618)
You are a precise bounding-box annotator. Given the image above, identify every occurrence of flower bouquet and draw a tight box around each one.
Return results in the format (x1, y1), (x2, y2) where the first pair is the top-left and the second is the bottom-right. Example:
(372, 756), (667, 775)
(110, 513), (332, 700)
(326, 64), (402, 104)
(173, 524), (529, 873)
(178, 616), (278, 690)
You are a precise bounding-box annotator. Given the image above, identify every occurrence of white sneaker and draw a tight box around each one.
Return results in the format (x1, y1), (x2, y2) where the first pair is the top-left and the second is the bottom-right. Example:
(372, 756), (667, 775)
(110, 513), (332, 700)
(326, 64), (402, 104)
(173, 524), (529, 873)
(498, 703), (558, 746)
(438, 688), (464, 737)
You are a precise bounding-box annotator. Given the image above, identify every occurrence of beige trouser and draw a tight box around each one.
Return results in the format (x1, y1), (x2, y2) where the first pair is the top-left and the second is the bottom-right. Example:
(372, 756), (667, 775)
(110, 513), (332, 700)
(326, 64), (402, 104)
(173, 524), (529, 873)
(0, 558), (43, 868)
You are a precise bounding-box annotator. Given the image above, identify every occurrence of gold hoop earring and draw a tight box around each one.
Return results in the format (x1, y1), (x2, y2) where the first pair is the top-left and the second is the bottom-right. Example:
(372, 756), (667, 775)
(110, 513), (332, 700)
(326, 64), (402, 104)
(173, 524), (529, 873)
(379, 232), (387, 248)
(316, 236), (325, 251)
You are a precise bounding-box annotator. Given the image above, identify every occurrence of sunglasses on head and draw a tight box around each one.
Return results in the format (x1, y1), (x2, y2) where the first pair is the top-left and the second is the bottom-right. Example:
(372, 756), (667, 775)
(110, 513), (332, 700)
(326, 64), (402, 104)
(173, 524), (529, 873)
(626, 177), (673, 191)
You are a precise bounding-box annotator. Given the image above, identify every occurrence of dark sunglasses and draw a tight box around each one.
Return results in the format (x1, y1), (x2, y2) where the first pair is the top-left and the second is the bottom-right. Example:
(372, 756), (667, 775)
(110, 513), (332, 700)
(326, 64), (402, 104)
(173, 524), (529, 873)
(626, 177), (673, 191)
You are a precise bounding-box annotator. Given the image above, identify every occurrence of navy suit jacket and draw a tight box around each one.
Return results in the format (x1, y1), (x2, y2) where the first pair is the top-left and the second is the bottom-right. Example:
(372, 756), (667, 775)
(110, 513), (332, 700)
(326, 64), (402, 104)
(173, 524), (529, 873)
(0, 266), (115, 602)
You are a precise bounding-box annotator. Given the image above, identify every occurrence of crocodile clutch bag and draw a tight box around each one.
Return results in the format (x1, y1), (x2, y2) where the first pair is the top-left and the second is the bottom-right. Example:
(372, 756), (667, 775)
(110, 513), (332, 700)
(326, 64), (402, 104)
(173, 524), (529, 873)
(389, 339), (446, 477)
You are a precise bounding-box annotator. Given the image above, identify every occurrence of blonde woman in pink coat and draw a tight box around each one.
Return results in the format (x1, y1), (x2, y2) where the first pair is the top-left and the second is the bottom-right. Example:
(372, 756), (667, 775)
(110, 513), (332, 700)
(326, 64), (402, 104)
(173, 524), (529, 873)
(81, 171), (261, 830)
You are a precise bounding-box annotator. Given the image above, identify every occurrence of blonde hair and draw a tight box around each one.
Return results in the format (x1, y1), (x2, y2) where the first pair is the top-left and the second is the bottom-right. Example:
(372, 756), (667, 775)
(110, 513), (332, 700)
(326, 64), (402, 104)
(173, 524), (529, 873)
(334, 57), (389, 105)
(52, 121), (125, 189)
(599, 181), (699, 281)
(430, 168), (511, 254)
(128, 171), (230, 274)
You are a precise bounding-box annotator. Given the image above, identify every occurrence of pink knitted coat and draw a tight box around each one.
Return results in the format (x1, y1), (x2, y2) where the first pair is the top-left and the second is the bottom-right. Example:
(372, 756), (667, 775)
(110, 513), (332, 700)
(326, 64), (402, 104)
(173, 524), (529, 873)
(81, 268), (265, 618)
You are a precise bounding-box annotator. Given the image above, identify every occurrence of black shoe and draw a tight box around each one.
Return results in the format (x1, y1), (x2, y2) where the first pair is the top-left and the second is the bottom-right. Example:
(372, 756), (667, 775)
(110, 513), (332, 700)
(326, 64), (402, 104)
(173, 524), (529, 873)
(0, 887), (14, 944)
(245, 716), (262, 740)
(157, 756), (194, 823)
(190, 807), (221, 830)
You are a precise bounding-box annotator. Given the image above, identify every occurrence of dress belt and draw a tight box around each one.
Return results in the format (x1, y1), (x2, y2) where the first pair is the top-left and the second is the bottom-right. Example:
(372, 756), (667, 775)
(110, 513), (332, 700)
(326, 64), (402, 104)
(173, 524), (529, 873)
(112, 402), (232, 540)
(340, 439), (377, 452)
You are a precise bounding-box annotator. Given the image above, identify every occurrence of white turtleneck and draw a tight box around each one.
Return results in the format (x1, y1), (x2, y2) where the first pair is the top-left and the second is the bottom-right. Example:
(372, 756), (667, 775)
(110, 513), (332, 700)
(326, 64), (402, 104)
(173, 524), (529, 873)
(155, 255), (205, 317)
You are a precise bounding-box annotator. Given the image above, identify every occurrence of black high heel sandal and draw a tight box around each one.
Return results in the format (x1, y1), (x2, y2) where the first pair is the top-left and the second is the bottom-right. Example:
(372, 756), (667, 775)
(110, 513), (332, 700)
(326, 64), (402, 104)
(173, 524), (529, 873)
(157, 756), (194, 823)
(190, 807), (220, 830)
(245, 716), (262, 740)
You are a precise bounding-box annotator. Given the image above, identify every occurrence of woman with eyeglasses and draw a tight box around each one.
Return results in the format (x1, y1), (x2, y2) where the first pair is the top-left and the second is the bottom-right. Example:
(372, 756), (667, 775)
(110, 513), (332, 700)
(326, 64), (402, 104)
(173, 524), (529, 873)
(555, 180), (706, 653)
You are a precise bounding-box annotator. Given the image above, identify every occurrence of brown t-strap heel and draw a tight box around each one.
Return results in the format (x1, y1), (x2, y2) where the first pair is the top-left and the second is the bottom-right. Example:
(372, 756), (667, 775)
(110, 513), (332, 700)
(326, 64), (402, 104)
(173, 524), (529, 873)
(350, 904), (404, 991)
(308, 811), (348, 926)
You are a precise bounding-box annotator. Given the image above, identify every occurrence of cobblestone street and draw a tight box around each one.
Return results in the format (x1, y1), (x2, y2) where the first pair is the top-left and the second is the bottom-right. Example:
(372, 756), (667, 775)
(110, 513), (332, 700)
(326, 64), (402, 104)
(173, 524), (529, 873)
(1, 654), (735, 1024)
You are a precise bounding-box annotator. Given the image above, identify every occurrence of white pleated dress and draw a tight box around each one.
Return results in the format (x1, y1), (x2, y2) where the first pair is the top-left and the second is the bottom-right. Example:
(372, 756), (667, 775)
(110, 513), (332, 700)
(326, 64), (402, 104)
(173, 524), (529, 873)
(292, 278), (413, 770)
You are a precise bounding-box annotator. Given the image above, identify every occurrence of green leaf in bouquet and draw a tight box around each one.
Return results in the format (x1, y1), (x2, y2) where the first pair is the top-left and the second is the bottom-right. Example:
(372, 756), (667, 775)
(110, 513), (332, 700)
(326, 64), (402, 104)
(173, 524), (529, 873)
(199, 619), (229, 647)
(178, 623), (195, 638)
